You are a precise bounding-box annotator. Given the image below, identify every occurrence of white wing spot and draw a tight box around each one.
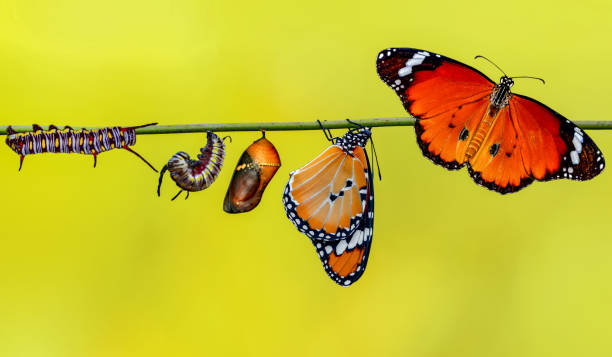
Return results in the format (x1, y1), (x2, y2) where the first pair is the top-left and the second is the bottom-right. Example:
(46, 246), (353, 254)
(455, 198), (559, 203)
(335, 240), (348, 256)
(570, 151), (580, 165)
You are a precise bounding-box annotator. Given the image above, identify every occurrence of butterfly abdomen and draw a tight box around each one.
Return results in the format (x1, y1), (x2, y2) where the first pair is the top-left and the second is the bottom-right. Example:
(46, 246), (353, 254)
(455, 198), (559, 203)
(465, 110), (499, 159)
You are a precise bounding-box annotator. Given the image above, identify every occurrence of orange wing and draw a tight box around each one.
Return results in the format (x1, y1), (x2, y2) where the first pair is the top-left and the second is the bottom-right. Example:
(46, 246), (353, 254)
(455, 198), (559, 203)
(377, 48), (495, 169)
(463, 95), (604, 193)
(311, 178), (373, 286)
(466, 106), (535, 192)
(283, 144), (369, 240)
(305, 147), (374, 287)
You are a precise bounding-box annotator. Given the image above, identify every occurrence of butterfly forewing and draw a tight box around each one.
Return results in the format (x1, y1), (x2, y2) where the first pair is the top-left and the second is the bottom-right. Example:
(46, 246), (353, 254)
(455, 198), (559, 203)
(284, 145), (369, 240)
(510, 94), (605, 181)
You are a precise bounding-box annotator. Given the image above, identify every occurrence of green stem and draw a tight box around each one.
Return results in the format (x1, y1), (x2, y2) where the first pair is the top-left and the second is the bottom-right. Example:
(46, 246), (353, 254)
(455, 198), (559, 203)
(2, 117), (612, 135)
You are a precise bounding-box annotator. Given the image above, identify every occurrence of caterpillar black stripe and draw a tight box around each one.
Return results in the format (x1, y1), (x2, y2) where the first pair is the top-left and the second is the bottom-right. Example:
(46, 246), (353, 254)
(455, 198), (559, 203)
(157, 131), (228, 200)
(5, 123), (157, 172)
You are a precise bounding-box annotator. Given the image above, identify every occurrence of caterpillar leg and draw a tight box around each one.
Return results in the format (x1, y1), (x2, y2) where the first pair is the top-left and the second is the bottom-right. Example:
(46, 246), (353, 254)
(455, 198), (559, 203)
(18, 155), (24, 171)
(93, 153), (98, 168)
(32, 124), (44, 132)
(157, 164), (169, 197)
(171, 190), (184, 201)
(185, 191), (190, 200)
(122, 145), (157, 172)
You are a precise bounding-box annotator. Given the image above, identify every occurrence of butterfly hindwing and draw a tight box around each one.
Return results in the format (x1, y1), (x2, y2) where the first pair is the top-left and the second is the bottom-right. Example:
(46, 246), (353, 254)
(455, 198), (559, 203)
(465, 106), (535, 193)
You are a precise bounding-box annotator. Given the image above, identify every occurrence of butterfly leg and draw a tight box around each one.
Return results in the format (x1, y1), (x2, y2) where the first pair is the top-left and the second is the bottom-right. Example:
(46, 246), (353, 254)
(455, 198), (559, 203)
(317, 120), (335, 143)
(345, 118), (365, 130)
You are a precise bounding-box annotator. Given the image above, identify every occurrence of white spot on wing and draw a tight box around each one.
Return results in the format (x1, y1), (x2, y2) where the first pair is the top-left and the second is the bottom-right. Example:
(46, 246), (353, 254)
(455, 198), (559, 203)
(335, 240), (348, 256)
(570, 151), (580, 165)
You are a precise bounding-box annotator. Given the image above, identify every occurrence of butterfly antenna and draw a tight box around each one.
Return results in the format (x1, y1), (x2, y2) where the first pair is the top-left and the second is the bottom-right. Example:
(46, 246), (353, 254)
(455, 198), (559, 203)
(510, 76), (546, 85)
(317, 120), (335, 143)
(474, 55), (507, 77)
(370, 136), (382, 181)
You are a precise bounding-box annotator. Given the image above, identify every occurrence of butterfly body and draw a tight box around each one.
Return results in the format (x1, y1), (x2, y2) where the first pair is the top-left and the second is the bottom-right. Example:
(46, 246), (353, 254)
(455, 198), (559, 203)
(283, 126), (374, 286)
(377, 48), (604, 193)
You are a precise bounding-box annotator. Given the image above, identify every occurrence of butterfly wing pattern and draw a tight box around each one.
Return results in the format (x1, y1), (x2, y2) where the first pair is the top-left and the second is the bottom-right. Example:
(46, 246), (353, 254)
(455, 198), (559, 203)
(283, 128), (374, 286)
(377, 47), (604, 193)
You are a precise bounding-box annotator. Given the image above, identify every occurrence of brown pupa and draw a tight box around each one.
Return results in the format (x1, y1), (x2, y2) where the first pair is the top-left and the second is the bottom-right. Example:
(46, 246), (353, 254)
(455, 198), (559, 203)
(223, 132), (281, 213)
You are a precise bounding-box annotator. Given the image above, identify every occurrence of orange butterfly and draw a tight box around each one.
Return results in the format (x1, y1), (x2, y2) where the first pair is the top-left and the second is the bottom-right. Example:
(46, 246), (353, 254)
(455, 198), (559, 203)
(283, 124), (374, 286)
(377, 48), (604, 193)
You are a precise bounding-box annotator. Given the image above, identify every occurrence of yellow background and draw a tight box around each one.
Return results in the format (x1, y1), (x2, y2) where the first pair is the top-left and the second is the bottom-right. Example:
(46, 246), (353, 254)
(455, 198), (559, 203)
(1, 0), (611, 356)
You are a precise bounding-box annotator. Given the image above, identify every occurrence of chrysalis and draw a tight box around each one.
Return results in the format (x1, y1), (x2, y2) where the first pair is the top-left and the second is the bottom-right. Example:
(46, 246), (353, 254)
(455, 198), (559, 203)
(223, 132), (281, 213)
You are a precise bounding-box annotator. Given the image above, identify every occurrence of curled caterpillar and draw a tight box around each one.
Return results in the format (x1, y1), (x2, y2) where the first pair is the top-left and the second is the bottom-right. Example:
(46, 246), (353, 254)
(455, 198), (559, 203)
(223, 132), (281, 213)
(157, 131), (229, 200)
(5, 123), (157, 171)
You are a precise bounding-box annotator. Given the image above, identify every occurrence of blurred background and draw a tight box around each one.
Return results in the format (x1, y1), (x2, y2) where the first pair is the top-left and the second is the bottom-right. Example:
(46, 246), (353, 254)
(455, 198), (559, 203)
(1, 0), (612, 356)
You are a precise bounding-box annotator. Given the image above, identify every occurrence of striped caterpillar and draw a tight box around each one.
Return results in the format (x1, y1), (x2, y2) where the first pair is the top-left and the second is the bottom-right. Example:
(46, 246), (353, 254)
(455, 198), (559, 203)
(157, 131), (229, 200)
(5, 123), (157, 171)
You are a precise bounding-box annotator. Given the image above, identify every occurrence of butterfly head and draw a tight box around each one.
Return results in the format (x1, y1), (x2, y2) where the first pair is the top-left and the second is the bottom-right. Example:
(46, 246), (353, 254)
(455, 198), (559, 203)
(499, 76), (514, 89)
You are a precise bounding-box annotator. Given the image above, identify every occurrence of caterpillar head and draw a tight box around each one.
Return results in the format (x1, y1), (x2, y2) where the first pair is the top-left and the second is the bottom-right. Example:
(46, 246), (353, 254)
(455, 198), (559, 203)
(5, 127), (23, 155)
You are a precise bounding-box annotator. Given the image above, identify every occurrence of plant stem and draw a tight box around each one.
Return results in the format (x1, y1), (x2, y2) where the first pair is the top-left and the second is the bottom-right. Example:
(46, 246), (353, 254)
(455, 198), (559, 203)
(2, 117), (612, 135)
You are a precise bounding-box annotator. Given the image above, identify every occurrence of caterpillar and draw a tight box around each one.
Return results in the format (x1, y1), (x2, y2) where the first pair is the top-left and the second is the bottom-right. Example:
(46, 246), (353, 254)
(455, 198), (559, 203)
(223, 132), (281, 213)
(157, 131), (228, 200)
(5, 123), (157, 172)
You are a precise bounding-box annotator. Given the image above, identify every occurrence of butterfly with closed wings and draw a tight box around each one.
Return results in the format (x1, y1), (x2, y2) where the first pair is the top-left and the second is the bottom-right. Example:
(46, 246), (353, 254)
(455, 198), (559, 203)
(283, 122), (375, 286)
(377, 48), (604, 193)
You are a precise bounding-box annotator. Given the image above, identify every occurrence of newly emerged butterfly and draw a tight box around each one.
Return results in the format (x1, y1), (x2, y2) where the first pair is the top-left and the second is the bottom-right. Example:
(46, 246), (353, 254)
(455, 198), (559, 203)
(377, 48), (604, 193)
(283, 122), (374, 286)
